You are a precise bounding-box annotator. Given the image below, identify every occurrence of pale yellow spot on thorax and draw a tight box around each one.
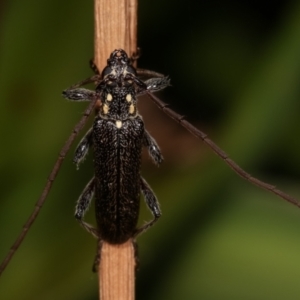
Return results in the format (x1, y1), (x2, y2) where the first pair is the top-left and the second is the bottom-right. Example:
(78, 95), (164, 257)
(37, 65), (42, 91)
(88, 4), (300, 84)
(129, 104), (135, 114)
(116, 120), (122, 128)
(103, 104), (109, 114)
(126, 94), (132, 102)
(106, 93), (113, 101)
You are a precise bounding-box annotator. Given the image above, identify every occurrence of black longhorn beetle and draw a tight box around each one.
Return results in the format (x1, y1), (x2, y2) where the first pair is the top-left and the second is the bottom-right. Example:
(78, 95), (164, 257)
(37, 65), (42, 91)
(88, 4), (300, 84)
(1, 48), (300, 275)
(63, 49), (169, 248)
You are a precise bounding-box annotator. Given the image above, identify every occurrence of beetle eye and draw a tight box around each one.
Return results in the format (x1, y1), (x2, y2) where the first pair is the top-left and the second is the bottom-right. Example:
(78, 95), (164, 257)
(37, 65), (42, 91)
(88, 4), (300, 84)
(126, 66), (136, 76)
(102, 66), (112, 78)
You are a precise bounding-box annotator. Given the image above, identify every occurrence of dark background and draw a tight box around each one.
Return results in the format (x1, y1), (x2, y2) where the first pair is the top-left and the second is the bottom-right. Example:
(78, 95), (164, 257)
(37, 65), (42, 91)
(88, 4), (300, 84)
(1, 1), (300, 299)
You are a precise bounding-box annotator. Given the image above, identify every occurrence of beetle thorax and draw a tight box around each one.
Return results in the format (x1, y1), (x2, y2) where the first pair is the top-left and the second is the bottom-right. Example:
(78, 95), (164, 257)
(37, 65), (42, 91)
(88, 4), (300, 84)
(100, 87), (137, 120)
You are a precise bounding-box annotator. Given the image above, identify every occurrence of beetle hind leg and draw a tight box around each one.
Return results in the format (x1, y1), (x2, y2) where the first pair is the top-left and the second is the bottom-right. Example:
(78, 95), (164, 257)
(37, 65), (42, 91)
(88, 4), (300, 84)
(134, 177), (161, 237)
(75, 177), (98, 238)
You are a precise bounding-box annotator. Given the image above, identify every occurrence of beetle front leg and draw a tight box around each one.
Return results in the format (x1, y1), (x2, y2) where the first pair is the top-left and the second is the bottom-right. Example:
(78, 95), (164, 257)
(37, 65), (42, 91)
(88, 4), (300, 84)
(75, 177), (98, 238)
(62, 88), (98, 101)
(136, 76), (170, 95)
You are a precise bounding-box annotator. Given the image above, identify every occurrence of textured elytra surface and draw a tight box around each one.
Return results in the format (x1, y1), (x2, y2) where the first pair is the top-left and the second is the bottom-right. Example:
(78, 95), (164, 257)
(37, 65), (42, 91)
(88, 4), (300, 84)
(93, 117), (144, 243)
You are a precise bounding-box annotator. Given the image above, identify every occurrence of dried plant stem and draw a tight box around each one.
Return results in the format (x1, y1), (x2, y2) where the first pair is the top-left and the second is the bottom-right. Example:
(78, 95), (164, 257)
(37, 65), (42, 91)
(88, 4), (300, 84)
(94, 0), (137, 299)
(94, 0), (137, 68)
(99, 241), (135, 300)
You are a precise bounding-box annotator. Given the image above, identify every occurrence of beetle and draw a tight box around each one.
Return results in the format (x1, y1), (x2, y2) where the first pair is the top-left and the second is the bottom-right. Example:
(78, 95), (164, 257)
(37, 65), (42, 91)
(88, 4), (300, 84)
(63, 49), (170, 245)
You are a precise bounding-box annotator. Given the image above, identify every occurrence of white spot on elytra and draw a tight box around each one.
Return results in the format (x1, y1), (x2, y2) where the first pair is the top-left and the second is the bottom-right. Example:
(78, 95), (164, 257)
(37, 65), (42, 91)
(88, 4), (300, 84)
(129, 104), (135, 114)
(103, 104), (109, 114)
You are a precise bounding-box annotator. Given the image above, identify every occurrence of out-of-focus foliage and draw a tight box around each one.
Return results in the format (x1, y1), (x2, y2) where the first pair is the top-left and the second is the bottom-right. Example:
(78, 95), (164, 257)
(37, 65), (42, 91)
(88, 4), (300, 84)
(1, 1), (300, 299)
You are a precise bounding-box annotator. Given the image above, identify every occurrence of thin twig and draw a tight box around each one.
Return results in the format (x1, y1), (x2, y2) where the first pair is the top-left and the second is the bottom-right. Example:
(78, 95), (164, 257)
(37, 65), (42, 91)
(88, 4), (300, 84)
(94, 0), (137, 299)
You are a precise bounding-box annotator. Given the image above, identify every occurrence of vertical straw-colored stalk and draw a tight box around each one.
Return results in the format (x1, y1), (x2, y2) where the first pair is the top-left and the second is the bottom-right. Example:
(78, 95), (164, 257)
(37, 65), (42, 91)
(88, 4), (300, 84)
(94, 0), (137, 299)
(94, 0), (137, 68)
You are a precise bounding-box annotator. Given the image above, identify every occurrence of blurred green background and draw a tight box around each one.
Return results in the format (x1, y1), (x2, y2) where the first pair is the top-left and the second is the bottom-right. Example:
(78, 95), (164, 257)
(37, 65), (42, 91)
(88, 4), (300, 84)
(1, 1), (300, 299)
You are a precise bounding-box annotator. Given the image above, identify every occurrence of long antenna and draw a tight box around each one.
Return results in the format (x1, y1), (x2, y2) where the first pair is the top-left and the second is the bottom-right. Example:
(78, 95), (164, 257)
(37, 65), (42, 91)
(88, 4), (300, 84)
(146, 91), (300, 208)
(0, 97), (97, 276)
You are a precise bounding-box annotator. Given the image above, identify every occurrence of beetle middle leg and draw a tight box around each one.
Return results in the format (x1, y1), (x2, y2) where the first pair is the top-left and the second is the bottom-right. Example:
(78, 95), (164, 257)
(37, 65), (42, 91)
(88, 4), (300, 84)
(134, 177), (161, 237)
(73, 127), (93, 169)
(143, 130), (163, 165)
